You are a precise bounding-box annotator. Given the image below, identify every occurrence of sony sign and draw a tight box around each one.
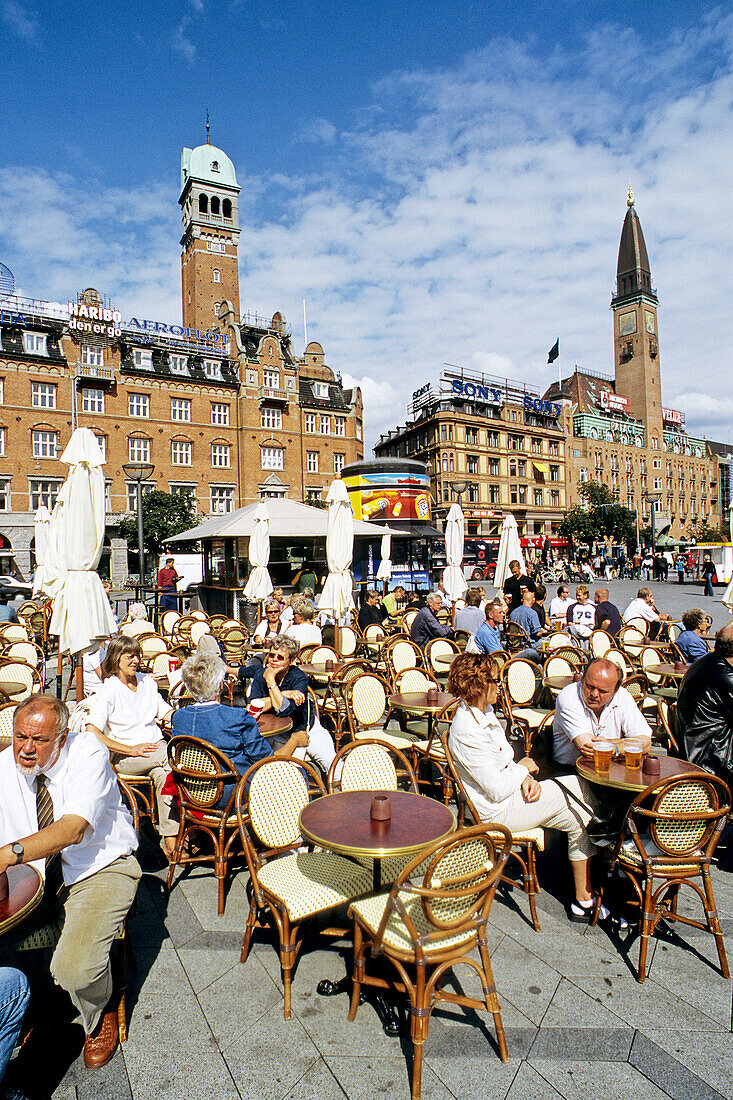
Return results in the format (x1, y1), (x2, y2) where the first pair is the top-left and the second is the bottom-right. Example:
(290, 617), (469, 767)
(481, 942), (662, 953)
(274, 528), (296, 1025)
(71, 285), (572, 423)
(449, 378), (503, 404)
(523, 396), (562, 418)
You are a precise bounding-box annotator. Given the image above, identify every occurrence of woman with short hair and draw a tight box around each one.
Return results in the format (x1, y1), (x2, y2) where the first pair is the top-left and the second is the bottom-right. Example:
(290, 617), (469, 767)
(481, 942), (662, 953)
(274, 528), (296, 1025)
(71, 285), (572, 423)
(86, 635), (176, 857)
(284, 597), (322, 648)
(253, 599), (284, 643)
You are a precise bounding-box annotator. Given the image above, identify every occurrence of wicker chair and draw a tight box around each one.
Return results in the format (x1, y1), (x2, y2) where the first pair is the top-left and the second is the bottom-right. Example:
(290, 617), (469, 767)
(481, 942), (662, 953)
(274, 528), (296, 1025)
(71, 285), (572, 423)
(401, 608), (418, 632)
(138, 633), (169, 664)
(503, 621), (531, 656)
(589, 630), (614, 658)
(2, 641), (45, 684)
(189, 620), (213, 647)
(424, 637), (459, 681)
(343, 672), (422, 754)
(159, 610), (181, 638)
(625, 616), (649, 634)
(544, 631), (575, 651)
(656, 698), (680, 754)
(384, 637), (422, 682)
(328, 738), (418, 794)
(542, 654), (575, 700)
(592, 773), (731, 982)
(623, 672), (649, 709)
(550, 645), (584, 670)
(618, 625), (646, 665)
(0, 660), (43, 703)
(166, 736), (245, 914)
(500, 658), (552, 735)
(218, 624), (250, 662)
(604, 648), (630, 680)
(0, 701), (16, 749)
(320, 659), (375, 742)
(237, 758), (372, 1018)
(440, 729), (544, 931)
(362, 622), (387, 658)
(334, 625), (358, 658)
(348, 824), (512, 1099)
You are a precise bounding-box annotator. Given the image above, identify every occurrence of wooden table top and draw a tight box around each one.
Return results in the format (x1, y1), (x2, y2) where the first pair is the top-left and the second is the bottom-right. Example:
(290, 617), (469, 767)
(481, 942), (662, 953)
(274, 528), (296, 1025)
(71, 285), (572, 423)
(0, 680), (28, 696)
(256, 713), (293, 739)
(543, 674), (576, 690)
(433, 652), (458, 667)
(299, 790), (456, 859)
(388, 691), (455, 713)
(298, 661), (347, 680)
(0, 864), (43, 936)
(646, 663), (688, 679)
(576, 753), (705, 793)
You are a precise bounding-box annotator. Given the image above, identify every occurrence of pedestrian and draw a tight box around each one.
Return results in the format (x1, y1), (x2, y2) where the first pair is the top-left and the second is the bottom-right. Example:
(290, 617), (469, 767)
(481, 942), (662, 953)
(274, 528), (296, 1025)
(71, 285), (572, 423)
(676, 554), (685, 585)
(701, 553), (716, 598)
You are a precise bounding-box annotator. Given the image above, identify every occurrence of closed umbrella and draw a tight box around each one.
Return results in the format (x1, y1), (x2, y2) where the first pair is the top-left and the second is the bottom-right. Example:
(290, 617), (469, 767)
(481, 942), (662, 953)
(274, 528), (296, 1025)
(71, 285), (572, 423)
(49, 428), (117, 658)
(243, 502), (273, 601)
(31, 505), (52, 596)
(494, 514), (525, 591)
(318, 479), (354, 623)
(376, 532), (392, 583)
(442, 502), (467, 603)
(40, 491), (68, 600)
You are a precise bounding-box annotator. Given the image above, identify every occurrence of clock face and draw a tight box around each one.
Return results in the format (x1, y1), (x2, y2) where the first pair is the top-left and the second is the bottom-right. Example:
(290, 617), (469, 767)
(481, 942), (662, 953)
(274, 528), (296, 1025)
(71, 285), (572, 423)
(645, 310), (656, 334)
(619, 311), (637, 336)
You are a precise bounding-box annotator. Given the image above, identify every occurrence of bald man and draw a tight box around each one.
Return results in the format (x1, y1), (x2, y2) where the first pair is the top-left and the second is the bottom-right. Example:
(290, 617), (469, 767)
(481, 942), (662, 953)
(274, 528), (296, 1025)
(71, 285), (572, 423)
(593, 588), (621, 637)
(553, 658), (652, 767)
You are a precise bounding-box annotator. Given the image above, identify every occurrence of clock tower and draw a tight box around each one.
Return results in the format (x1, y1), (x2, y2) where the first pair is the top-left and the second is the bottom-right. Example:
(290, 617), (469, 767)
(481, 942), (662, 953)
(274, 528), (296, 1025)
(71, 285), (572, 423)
(611, 190), (662, 444)
(180, 125), (241, 332)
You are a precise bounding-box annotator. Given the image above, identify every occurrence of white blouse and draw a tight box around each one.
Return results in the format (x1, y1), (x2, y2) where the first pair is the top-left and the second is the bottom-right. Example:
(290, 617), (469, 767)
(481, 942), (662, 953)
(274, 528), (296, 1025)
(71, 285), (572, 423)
(87, 672), (171, 749)
(448, 700), (529, 820)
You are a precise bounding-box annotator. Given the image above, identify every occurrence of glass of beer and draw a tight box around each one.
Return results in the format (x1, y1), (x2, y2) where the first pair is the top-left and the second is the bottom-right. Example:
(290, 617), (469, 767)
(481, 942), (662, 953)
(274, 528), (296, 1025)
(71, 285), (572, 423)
(622, 738), (644, 769)
(593, 740), (615, 775)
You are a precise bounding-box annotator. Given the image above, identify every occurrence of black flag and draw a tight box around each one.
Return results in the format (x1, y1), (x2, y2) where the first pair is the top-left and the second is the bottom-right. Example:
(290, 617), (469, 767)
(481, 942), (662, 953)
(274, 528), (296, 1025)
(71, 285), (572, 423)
(547, 339), (559, 364)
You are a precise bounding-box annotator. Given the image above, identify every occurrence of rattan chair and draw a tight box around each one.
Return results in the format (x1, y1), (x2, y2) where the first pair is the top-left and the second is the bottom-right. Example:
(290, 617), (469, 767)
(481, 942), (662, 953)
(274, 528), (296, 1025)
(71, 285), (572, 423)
(605, 647), (630, 680)
(501, 657), (552, 734)
(544, 630), (575, 651)
(362, 622), (387, 657)
(625, 616), (649, 634)
(207, 613), (230, 635)
(237, 757), (372, 1018)
(618, 625), (646, 665)
(589, 629), (614, 658)
(138, 633), (169, 664)
(424, 637), (459, 681)
(623, 672), (649, 709)
(384, 637), (423, 681)
(166, 735), (245, 914)
(328, 738), (418, 794)
(503, 621), (531, 656)
(542, 654), (575, 701)
(159, 610), (181, 638)
(0, 660), (43, 703)
(348, 824), (512, 1099)
(335, 625), (358, 658)
(218, 624), (250, 662)
(0, 701), (16, 749)
(189, 620), (213, 647)
(592, 773), (731, 982)
(2, 640), (45, 684)
(655, 698), (680, 754)
(320, 659), (375, 742)
(549, 645), (584, 670)
(343, 672), (422, 754)
(401, 608), (418, 632)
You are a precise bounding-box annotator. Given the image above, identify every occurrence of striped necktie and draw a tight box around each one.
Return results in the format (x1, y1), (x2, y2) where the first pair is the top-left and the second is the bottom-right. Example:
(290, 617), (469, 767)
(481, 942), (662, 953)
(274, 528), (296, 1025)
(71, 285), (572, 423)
(36, 774), (64, 899)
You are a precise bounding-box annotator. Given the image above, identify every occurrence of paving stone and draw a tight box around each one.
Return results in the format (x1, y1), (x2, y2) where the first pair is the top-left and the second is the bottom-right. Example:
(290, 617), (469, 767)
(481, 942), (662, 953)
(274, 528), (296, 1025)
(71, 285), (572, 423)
(224, 1005), (322, 1099)
(488, 934), (562, 1024)
(629, 1032), (728, 1100)
(147, 875), (204, 947)
(177, 868), (252, 931)
(426, 1014), (536, 1062)
(646, 934), (731, 1026)
(529, 1026), (634, 1061)
(505, 1062), (566, 1099)
(176, 943), (242, 994)
(637, 1029), (733, 1096)
(281, 1058), (349, 1099)
(540, 977), (627, 1029)
(197, 952), (283, 1049)
(123, 1051), (240, 1100)
(508, 928), (652, 979)
(124, 992), (218, 1055)
(127, 946), (191, 995)
(570, 974), (728, 1031)
(325, 1054), (458, 1100)
(528, 1059), (672, 1099)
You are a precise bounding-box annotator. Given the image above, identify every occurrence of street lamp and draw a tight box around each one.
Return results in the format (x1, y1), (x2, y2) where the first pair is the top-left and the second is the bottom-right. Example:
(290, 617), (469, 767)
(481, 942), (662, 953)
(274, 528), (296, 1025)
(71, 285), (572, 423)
(644, 493), (662, 554)
(450, 481), (469, 502)
(122, 461), (155, 589)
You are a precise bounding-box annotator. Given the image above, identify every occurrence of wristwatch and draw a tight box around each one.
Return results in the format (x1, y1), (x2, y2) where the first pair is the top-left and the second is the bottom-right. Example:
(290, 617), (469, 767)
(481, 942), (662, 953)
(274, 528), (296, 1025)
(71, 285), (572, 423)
(11, 842), (23, 865)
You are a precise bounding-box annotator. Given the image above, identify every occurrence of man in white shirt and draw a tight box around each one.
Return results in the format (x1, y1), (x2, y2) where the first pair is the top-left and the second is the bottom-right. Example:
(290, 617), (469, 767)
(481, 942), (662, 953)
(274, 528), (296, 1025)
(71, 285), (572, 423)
(623, 587), (671, 637)
(553, 658), (652, 767)
(0, 696), (140, 1069)
(547, 584), (573, 624)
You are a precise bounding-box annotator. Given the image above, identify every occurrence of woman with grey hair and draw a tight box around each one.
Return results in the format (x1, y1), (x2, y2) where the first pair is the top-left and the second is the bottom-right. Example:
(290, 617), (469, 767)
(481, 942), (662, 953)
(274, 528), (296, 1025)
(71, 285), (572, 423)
(253, 599), (284, 643)
(128, 602), (149, 622)
(171, 650), (308, 808)
(284, 596), (322, 648)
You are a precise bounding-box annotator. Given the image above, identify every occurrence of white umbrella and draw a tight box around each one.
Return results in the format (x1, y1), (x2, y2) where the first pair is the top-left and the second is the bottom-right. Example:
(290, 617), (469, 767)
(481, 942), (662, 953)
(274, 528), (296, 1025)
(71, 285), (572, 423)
(243, 502), (273, 601)
(494, 514), (525, 590)
(442, 502), (467, 602)
(31, 505), (52, 596)
(318, 479), (355, 623)
(40, 491), (68, 600)
(376, 532), (392, 583)
(49, 428), (117, 656)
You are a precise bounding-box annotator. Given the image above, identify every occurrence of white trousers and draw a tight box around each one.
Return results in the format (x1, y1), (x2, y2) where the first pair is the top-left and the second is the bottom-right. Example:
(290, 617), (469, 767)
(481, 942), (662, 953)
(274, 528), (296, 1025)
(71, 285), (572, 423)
(485, 774), (594, 860)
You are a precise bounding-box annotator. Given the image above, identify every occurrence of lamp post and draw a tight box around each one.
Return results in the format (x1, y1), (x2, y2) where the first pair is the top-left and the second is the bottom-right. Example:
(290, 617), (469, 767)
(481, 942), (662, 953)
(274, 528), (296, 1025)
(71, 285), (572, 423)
(122, 461), (155, 592)
(644, 494), (661, 555)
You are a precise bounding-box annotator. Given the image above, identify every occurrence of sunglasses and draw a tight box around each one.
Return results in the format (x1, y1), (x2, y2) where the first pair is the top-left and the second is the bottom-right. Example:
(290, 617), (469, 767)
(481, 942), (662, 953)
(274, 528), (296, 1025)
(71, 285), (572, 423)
(268, 653), (287, 662)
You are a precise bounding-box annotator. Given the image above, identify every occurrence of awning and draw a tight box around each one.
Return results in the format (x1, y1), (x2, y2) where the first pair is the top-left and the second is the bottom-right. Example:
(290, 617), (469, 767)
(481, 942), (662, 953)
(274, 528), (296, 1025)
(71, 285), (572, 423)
(395, 524), (443, 540)
(532, 461), (550, 475)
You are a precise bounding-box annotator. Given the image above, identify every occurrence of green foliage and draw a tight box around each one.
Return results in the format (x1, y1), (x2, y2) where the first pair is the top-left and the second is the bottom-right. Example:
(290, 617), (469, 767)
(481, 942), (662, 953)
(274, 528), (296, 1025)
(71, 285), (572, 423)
(686, 518), (727, 543)
(559, 480), (637, 548)
(119, 490), (198, 558)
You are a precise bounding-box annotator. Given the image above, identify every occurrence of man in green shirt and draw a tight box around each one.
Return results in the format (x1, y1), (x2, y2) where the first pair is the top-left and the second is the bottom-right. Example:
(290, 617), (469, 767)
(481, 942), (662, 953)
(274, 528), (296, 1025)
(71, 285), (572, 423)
(381, 585), (405, 622)
(293, 563), (317, 592)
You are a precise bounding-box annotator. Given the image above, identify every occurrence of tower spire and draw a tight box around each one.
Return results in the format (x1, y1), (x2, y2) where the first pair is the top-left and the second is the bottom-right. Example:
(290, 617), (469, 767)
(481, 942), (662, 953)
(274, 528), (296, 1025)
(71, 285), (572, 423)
(205, 110), (211, 145)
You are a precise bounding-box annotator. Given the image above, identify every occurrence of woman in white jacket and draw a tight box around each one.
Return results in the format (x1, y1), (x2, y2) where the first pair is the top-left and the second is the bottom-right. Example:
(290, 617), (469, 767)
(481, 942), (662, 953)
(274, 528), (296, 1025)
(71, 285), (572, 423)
(447, 652), (606, 922)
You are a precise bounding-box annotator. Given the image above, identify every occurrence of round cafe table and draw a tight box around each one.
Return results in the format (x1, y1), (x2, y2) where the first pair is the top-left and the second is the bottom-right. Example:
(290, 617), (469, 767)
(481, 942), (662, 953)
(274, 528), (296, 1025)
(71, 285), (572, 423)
(543, 674), (576, 691)
(576, 753), (705, 794)
(0, 864), (43, 937)
(388, 691), (455, 747)
(256, 713), (293, 739)
(433, 652), (458, 669)
(646, 663), (688, 681)
(298, 661), (347, 683)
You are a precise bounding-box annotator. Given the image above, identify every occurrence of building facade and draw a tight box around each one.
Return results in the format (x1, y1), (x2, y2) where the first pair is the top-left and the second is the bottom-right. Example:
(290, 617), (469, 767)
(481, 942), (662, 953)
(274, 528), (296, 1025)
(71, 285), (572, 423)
(0, 132), (363, 576)
(543, 191), (720, 540)
(374, 367), (568, 539)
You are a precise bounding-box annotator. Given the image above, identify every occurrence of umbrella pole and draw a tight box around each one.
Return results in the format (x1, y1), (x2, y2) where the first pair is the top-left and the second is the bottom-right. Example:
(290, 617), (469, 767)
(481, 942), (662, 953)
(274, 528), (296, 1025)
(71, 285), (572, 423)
(75, 654), (83, 704)
(56, 647), (63, 699)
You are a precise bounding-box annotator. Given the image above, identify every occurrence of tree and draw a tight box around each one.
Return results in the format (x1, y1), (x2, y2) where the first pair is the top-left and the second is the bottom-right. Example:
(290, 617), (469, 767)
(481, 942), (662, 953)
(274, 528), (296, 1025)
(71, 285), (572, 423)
(559, 480), (637, 550)
(686, 518), (727, 543)
(119, 490), (198, 560)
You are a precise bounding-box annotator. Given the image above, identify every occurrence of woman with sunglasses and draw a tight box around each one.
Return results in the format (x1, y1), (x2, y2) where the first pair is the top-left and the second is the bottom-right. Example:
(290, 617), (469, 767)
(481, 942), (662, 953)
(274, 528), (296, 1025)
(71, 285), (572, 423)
(252, 599), (283, 644)
(447, 652), (605, 922)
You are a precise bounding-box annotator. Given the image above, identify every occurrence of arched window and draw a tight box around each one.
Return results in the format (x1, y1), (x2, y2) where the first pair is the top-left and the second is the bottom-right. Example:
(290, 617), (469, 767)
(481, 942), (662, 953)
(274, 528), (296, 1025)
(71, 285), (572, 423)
(198, 193), (208, 213)
(214, 303), (220, 316)
(210, 196), (220, 216)
(222, 199), (232, 218)
(213, 269), (221, 283)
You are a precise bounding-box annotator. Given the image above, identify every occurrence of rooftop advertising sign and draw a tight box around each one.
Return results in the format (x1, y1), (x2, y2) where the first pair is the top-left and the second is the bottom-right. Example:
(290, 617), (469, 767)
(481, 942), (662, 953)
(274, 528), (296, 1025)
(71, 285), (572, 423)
(344, 469), (431, 523)
(599, 390), (630, 413)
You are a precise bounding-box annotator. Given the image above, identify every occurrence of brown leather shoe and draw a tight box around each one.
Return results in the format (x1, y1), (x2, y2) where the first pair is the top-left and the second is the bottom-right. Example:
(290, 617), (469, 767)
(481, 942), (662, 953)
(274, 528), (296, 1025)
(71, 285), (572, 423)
(83, 1002), (119, 1069)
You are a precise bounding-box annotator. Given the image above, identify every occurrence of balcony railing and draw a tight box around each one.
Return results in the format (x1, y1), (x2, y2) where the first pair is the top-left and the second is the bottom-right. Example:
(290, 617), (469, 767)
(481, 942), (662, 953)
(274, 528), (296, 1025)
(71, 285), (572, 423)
(77, 363), (115, 382)
(258, 386), (289, 405)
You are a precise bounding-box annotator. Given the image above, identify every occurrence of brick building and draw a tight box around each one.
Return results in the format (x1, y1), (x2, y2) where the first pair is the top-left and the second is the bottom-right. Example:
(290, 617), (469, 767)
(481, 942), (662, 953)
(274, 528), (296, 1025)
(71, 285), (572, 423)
(543, 190), (720, 540)
(374, 367), (568, 539)
(0, 132), (362, 576)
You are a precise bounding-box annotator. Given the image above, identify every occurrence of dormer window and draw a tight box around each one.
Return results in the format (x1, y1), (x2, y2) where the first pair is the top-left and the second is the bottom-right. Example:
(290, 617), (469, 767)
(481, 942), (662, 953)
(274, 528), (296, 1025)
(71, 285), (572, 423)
(314, 382), (328, 398)
(211, 160), (219, 172)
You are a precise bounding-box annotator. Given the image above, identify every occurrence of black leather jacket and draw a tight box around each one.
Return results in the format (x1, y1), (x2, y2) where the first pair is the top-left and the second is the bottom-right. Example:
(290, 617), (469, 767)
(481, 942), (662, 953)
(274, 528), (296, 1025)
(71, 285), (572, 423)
(676, 653), (733, 782)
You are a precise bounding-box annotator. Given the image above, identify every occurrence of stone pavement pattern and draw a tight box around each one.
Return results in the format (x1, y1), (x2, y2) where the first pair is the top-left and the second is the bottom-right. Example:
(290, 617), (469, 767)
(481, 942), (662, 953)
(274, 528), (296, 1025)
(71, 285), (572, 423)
(9, 576), (733, 1099)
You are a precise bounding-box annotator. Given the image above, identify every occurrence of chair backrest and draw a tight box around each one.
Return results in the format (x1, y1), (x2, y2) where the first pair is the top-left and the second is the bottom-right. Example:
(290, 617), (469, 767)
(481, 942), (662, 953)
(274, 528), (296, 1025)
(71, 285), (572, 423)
(120, 619), (152, 638)
(208, 613), (230, 634)
(310, 645), (339, 666)
(328, 738), (418, 793)
(605, 648), (629, 678)
(656, 698), (679, 752)
(623, 673), (648, 706)
(336, 626), (358, 657)
(139, 633), (169, 660)
(0, 623), (31, 644)
(618, 625), (646, 660)
(167, 736), (240, 812)
(503, 622), (529, 654)
(667, 622), (680, 643)
(189, 621), (213, 647)
(639, 645), (662, 684)
(589, 630), (613, 658)
(394, 667), (436, 694)
(502, 658), (540, 706)
(544, 631), (574, 651)
(189, 610), (208, 621)
(453, 629), (471, 651)
(3, 641), (42, 669)
(551, 645), (584, 670)
(388, 639), (421, 676)
(425, 637), (459, 674)
(241, 757), (325, 850)
(160, 610), (181, 637)
(628, 774), (730, 859)
(149, 651), (177, 678)
(345, 673), (390, 731)
(625, 617), (649, 634)
(297, 643), (319, 663)
(0, 702), (16, 748)
(363, 623), (386, 646)
(543, 655), (574, 679)
(402, 609), (418, 630)
(0, 661), (40, 701)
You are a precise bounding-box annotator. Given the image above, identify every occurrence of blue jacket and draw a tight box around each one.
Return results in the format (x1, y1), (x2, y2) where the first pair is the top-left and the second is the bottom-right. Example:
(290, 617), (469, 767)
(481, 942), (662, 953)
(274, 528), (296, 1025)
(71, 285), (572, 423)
(171, 702), (273, 809)
(675, 630), (709, 663)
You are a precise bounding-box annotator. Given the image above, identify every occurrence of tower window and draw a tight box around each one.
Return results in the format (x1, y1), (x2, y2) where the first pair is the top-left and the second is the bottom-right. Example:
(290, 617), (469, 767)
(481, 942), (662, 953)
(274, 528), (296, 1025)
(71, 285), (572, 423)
(211, 160), (219, 172)
(222, 199), (232, 218)
(198, 194), (208, 213)
(210, 197), (220, 216)
(213, 269), (221, 283)
(214, 303), (220, 316)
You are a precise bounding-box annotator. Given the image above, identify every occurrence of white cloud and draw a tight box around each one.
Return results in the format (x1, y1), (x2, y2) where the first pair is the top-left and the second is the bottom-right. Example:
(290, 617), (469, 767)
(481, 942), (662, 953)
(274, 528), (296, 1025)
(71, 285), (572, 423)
(2, 1), (38, 42)
(172, 17), (196, 63)
(297, 119), (338, 145)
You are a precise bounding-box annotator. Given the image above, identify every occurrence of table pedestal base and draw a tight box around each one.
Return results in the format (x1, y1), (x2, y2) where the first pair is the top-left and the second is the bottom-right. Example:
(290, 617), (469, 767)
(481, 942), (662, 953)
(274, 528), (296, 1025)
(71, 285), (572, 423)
(316, 977), (400, 1036)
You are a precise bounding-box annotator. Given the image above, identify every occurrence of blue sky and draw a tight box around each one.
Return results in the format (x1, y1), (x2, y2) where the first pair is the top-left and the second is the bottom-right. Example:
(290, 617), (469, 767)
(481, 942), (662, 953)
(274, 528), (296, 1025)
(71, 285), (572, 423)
(2, 1), (732, 447)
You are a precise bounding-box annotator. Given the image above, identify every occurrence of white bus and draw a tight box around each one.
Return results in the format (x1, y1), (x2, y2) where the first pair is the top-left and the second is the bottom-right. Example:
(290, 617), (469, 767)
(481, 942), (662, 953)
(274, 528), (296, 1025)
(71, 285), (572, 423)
(691, 544), (733, 585)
